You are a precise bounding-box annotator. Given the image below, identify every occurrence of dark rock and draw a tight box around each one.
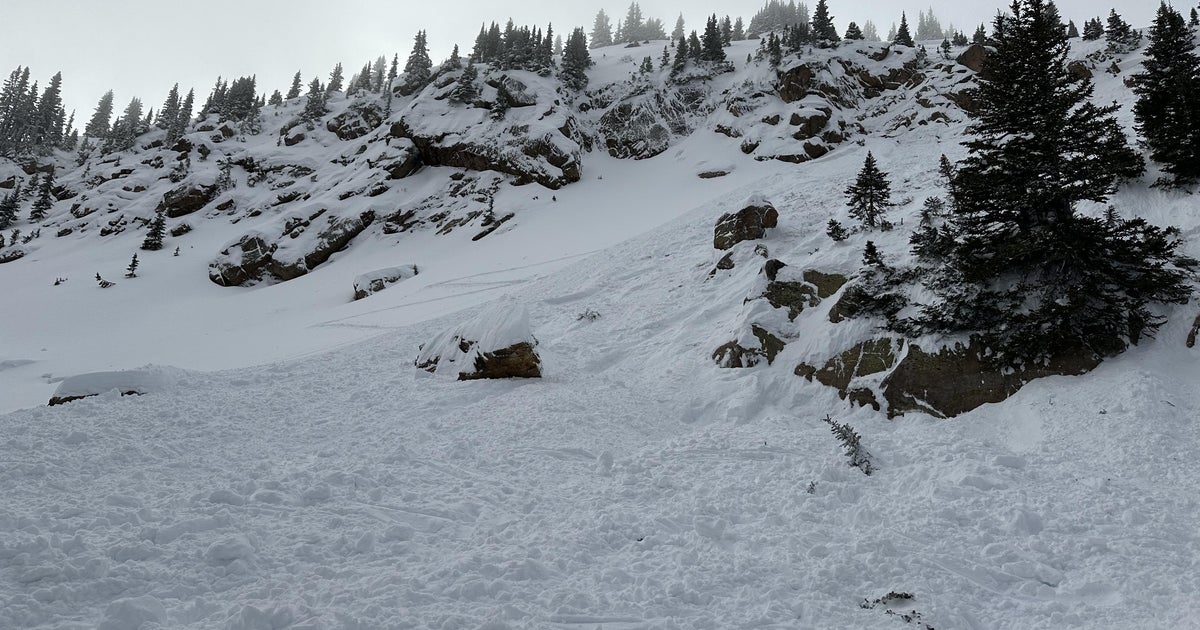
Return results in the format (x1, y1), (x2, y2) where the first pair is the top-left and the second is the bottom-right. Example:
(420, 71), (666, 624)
(170, 223), (192, 237)
(218, 124), (236, 138)
(0, 248), (26, 264)
(0, 176), (17, 189)
(789, 110), (830, 139)
(802, 270), (847, 299)
(158, 184), (218, 218)
(326, 103), (384, 140)
(49, 391), (141, 406)
(353, 265), (419, 300)
(794, 338), (900, 410)
(266, 211), (376, 281)
(713, 325), (786, 368)
(460, 342), (542, 380)
(208, 234), (276, 286)
(698, 170), (729, 179)
(956, 44), (989, 73)
(763, 259), (787, 281)
(714, 199), (779, 250)
(284, 132), (306, 146)
(867, 46), (891, 62)
(497, 76), (538, 108)
(1067, 60), (1093, 82)
(883, 341), (1101, 418)
(598, 94), (683, 160)
(803, 141), (829, 160)
(374, 142), (421, 179)
(778, 64), (816, 103)
(1187, 314), (1200, 348)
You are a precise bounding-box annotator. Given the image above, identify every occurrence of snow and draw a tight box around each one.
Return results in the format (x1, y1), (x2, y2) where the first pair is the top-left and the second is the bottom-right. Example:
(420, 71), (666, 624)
(2, 36), (1199, 630)
(415, 302), (536, 377)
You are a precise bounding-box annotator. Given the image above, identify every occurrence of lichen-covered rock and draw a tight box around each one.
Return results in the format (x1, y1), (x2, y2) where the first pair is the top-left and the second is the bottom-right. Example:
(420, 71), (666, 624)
(416, 304), (541, 380)
(714, 196), (779, 250)
(158, 183), (218, 218)
(353, 265), (419, 300)
(327, 103), (384, 140)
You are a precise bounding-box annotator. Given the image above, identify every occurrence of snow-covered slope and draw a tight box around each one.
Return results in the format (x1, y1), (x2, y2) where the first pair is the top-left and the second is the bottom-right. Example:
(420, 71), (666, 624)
(2, 37), (1198, 629)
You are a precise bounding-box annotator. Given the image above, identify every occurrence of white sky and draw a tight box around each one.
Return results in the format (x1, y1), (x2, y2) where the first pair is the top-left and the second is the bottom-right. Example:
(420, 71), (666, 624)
(0, 0), (1164, 124)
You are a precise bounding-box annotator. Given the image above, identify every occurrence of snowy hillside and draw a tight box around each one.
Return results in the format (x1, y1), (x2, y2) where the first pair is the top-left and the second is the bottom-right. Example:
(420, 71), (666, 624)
(2, 32), (1199, 630)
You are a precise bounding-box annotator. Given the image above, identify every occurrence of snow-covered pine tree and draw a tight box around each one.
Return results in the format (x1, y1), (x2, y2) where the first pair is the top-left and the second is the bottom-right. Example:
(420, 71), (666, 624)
(811, 0), (839, 45)
(826, 219), (849, 241)
(286, 71), (302, 100)
(733, 17), (745, 40)
(894, 13), (915, 47)
(0, 191), (17, 229)
(1105, 9), (1142, 53)
(912, 0), (1188, 367)
(1066, 20), (1079, 38)
(155, 84), (180, 130)
(701, 15), (726, 62)
(1133, 2), (1200, 186)
(973, 23), (988, 44)
(166, 89), (193, 145)
(720, 16), (733, 46)
(142, 209), (166, 250)
(268, 90), (283, 107)
(29, 169), (53, 222)
(125, 253), (138, 278)
(844, 22), (863, 40)
(450, 60), (479, 103)
(404, 30), (433, 92)
(301, 78), (325, 127)
(845, 152), (892, 229)
(326, 63), (344, 95)
(560, 28), (591, 90)
(1082, 17), (1103, 40)
(862, 21), (880, 41)
(84, 89), (114, 138)
(591, 10), (613, 48)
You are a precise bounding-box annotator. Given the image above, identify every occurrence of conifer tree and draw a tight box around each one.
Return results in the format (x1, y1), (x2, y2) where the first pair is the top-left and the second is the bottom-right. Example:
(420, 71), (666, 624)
(404, 30), (433, 91)
(560, 28), (591, 90)
(720, 16), (733, 46)
(812, 0), (839, 45)
(286, 71), (303, 100)
(591, 10), (614, 48)
(1191, 8), (1199, 27)
(142, 209), (166, 250)
(447, 44), (462, 69)
(733, 17), (746, 40)
(84, 90), (114, 138)
(125, 252), (139, 278)
(34, 72), (64, 149)
(701, 15), (726, 62)
(29, 169), (53, 222)
(326, 63), (344, 95)
(268, 90), (283, 107)
(688, 31), (703, 60)
(845, 152), (892, 228)
(1105, 10), (1142, 53)
(450, 60), (479, 103)
(845, 22), (864, 40)
(166, 89), (193, 145)
(671, 13), (685, 40)
(155, 84), (180, 129)
(1066, 20), (1079, 38)
(973, 23), (989, 44)
(826, 219), (849, 241)
(912, 0), (1186, 366)
(0, 191), (18, 229)
(301, 78), (325, 126)
(671, 36), (690, 77)
(894, 13), (915, 46)
(1082, 17), (1103, 40)
(1133, 2), (1200, 186)
(863, 21), (880, 41)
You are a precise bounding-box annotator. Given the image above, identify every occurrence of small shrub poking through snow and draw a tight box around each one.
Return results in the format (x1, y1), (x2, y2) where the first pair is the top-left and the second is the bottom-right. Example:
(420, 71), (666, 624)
(825, 415), (874, 475)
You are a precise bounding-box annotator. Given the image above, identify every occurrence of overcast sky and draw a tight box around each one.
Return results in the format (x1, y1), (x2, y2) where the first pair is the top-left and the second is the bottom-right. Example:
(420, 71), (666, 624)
(0, 0), (1162, 124)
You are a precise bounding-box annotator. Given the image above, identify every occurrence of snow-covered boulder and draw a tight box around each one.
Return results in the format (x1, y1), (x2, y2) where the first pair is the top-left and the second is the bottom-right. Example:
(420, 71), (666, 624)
(713, 196), (779, 250)
(157, 183), (218, 218)
(353, 265), (419, 300)
(208, 231), (276, 286)
(326, 103), (385, 140)
(415, 304), (541, 380)
(209, 210), (375, 286)
(48, 368), (180, 406)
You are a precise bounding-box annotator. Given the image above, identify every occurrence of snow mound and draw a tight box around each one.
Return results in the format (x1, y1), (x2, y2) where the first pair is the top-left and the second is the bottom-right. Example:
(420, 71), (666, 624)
(352, 265), (419, 300)
(49, 367), (184, 405)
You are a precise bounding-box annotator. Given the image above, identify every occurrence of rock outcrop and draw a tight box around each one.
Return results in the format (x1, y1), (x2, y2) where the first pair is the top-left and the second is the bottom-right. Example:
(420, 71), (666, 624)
(208, 210), (375, 286)
(415, 305), (542, 380)
(714, 196), (779, 250)
(353, 265), (419, 300)
(158, 183), (218, 218)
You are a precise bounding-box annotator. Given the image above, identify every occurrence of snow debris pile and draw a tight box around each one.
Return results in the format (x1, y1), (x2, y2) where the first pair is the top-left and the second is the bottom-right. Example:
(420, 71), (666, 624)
(415, 303), (541, 380)
(352, 264), (419, 300)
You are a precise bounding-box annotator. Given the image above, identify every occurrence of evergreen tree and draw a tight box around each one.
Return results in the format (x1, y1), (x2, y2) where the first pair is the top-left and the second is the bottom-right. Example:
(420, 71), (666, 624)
(845, 22), (864, 40)
(106, 97), (144, 152)
(952, 30), (969, 46)
(34, 71), (64, 149)
(327, 63), (344, 94)
(591, 10), (613, 48)
(671, 36), (690, 77)
(845, 152), (892, 228)
(768, 32), (784, 67)
(826, 218), (849, 241)
(621, 3), (645, 43)
(388, 54), (399, 86)
(939, 38), (953, 58)
(301, 78), (326, 126)
(1105, 10), (1142, 53)
(142, 209), (166, 250)
(447, 44), (462, 69)
(29, 169), (53, 222)
(404, 30), (433, 90)
(912, 0), (1185, 366)
(672, 14), (686, 40)
(1066, 20), (1079, 38)
(125, 252), (139, 278)
(286, 71), (303, 99)
(862, 21), (880, 41)
(84, 90), (114, 138)
(1082, 17), (1103, 40)
(812, 0), (839, 45)
(166, 89), (193, 145)
(450, 60), (479, 103)
(155, 84), (180, 129)
(701, 15), (726, 62)
(733, 17), (746, 40)
(560, 27), (591, 90)
(973, 23), (989, 44)
(1191, 8), (1199, 27)
(0, 191), (18, 229)
(268, 90), (283, 107)
(894, 13), (915, 46)
(1133, 2), (1200, 186)
(688, 30), (703, 60)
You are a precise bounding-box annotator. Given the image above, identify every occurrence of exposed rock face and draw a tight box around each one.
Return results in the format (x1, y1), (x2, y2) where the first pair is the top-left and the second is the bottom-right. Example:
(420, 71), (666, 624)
(598, 90), (689, 160)
(371, 139), (421, 180)
(764, 269), (848, 320)
(353, 265), (419, 300)
(326, 103), (384, 140)
(713, 325), (786, 368)
(208, 211), (375, 286)
(714, 198), (779, 250)
(283, 132), (306, 146)
(495, 76), (538, 108)
(778, 65), (817, 103)
(1067, 60), (1093, 82)
(956, 44), (989, 73)
(158, 183), (218, 218)
(796, 337), (1102, 418)
(460, 342), (542, 380)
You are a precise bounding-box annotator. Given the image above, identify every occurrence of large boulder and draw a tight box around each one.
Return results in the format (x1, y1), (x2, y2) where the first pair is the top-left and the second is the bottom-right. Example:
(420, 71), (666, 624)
(956, 44), (989, 74)
(158, 183), (218, 218)
(714, 196), (779, 250)
(778, 64), (817, 103)
(208, 233), (276, 286)
(713, 325), (786, 368)
(353, 265), (419, 300)
(415, 304), (541, 380)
